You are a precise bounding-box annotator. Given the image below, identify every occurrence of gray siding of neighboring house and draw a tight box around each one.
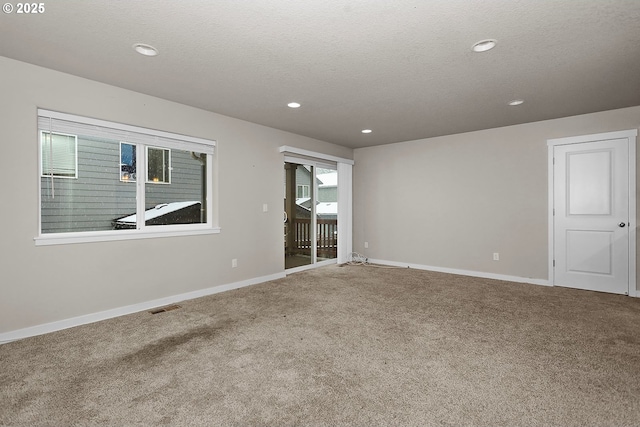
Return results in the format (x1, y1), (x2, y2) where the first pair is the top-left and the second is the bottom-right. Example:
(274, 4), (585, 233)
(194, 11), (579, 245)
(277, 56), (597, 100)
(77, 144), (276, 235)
(41, 135), (203, 233)
(318, 186), (337, 202)
(145, 152), (204, 209)
(294, 166), (338, 201)
(295, 204), (311, 219)
(295, 166), (312, 197)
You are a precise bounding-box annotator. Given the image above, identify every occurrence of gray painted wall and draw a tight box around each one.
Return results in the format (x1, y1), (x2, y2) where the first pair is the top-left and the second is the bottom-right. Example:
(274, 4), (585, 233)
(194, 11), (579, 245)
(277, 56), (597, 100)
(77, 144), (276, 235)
(0, 56), (352, 335)
(354, 106), (640, 288)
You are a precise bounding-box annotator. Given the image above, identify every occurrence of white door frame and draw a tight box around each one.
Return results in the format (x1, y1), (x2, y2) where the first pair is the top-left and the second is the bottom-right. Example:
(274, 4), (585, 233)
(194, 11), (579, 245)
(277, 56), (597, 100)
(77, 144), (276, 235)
(547, 129), (637, 296)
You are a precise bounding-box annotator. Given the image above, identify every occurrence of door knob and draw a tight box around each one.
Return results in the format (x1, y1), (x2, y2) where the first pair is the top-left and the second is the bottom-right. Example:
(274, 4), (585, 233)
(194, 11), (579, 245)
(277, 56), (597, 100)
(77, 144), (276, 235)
(619, 222), (626, 228)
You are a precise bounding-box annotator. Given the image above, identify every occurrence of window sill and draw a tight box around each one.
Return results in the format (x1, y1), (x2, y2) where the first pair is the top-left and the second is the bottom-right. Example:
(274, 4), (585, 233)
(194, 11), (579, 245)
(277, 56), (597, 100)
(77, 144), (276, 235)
(34, 226), (221, 246)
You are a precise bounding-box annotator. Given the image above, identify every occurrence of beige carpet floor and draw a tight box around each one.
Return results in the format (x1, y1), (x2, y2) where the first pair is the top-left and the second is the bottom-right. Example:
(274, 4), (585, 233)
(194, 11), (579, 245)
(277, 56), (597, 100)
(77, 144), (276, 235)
(1, 264), (640, 426)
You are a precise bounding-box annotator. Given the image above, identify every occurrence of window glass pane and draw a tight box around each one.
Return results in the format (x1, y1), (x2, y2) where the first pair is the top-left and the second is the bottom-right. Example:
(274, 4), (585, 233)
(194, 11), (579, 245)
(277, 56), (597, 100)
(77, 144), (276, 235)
(41, 134), (137, 233)
(38, 110), (215, 238)
(147, 147), (170, 183)
(316, 167), (337, 261)
(120, 143), (136, 182)
(285, 162), (313, 269)
(41, 132), (77, 177)
(144, 149), (206, 226)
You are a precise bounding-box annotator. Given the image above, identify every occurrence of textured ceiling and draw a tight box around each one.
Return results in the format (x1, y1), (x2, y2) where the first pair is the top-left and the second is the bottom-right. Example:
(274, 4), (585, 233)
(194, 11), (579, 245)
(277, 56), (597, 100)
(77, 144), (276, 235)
(1, 0), (639, 149)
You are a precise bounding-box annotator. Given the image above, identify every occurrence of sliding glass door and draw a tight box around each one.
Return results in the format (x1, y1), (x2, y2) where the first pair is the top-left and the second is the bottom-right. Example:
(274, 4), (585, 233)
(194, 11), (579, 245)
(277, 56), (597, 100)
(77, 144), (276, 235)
(315, 165), (338, 263)
(284, 161), (314, 269)
(284, 159), (338, 271)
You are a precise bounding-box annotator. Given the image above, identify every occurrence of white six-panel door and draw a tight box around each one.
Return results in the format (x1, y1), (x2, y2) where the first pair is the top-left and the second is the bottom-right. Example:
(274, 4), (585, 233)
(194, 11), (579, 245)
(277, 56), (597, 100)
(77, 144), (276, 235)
(548, 130), (636, 295)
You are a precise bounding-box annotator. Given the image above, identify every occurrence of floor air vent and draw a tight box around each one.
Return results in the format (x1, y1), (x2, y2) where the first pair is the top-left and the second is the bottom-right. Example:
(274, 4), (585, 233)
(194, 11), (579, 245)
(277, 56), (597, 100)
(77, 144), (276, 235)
(149, 304), (181, 314)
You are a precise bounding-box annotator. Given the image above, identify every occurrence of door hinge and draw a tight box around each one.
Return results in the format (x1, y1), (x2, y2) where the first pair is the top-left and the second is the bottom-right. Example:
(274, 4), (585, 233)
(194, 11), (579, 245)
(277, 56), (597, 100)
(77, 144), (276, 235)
(553, 208), (555, 216)
(553, 260), (555, 267)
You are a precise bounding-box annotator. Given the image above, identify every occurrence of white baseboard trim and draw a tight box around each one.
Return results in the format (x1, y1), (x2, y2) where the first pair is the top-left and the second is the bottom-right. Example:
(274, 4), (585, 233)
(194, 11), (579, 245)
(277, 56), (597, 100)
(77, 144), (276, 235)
(0, 271), (286, 345)
(367, 259), (550, 287)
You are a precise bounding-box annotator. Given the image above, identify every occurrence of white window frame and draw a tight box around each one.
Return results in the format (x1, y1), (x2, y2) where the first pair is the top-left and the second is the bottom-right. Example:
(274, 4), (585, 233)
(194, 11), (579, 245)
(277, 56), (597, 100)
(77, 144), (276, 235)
(40, 130), (78, 179)
(35, 109), (219, 246)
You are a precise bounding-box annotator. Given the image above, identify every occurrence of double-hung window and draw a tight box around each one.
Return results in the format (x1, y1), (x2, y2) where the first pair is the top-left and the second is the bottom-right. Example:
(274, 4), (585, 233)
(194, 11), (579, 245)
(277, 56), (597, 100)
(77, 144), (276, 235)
(147, 147), (171, 184)
(120, 142), (137, 182)
(119, 143), (171, 184)
(36, 109), (217, 245)
(41, 131), (77, 178)
(297, 184), (310, 198)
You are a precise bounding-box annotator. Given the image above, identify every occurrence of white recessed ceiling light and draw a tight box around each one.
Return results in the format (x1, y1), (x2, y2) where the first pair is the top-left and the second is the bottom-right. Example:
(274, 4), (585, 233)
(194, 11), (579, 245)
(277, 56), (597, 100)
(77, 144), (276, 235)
(508, 99), (524, 106)
(287, 102), (301, 108)
(361, 129), (372, 134)
(472, 39), (497, 53)
(133, 43), (159, 57)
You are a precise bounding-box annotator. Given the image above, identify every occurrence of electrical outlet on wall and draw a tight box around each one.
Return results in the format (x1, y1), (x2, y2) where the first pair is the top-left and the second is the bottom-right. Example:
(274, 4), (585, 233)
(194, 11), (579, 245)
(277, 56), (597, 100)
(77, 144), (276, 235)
(493, 253), (500, 261)
(232, 258), (238, 268)
(364, 242), (369, 249)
